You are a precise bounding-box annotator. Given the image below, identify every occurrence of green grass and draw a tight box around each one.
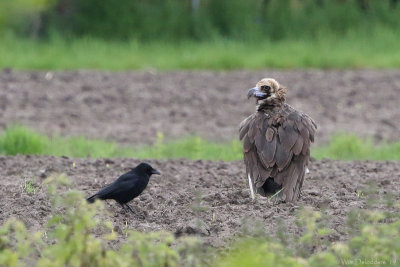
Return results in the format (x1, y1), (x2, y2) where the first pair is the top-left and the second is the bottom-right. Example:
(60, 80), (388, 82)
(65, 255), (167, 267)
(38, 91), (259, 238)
(1, 30), (400, 70)
(0, 125), (243, 160)
(0, 125), (122, 158)
(312, 133), (400, 161)
(0, 125), (399, 161)
(132, 133), (243, 161)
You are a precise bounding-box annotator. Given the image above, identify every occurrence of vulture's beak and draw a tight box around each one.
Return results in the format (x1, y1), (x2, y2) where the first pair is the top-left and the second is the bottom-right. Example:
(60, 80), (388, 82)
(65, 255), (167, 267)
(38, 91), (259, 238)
(151, 169), (161, 175)
(248, 87), (268, 100)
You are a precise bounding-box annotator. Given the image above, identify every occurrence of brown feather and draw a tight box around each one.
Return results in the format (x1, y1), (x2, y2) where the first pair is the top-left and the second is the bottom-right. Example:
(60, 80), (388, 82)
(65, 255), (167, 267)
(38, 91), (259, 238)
(279, 120), (298, 152)
(295, 119), (306, 136)
(297, 120), (309, 141)
(260, 132), (277, 166)
(273, 171), (285, 185)
(265, 127), (274, 142)
(302, 135), (310, 155)
(259, 167), (272, 183)
(255, 113), (265, 130)
(255, 129), (265, 151)
(283, 162), (300, 201)
(300, 116), (317, 142)
(250, 151), (260, 183)
(239, 121), (250, 140)
(247, 120), (257, 142)
(287, 158), (305, 202)
(292, 135), (304, 155)
(243, 134), (252, 153)
(270, 166), (278, 178)
(273, 156), (305, 202)
(275, 141), (293, 171)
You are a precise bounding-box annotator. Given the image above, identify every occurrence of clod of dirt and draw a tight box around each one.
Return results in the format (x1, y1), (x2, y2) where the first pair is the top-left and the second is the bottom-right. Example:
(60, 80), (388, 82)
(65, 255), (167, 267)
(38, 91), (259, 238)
(175, 219), (210, 237)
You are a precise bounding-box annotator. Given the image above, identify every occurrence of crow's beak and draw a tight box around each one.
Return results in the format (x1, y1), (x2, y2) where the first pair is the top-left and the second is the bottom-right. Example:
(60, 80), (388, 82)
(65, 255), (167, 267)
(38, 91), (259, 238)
(151, 169), (161, 175)
(248, 87), (268, 100)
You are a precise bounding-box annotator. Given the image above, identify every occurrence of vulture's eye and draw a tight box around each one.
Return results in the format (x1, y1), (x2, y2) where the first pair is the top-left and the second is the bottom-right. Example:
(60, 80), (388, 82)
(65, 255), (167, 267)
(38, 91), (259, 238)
(261, 85), (271, 91)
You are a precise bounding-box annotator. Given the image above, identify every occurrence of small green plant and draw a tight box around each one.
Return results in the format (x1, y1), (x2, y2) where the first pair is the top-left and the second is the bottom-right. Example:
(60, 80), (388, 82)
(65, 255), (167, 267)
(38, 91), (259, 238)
(295, 208), (333, 258)
(217, 206), (400, 267)
(22, 178), (38, 194)
(268, 188), (284, 202)
(332, 209), (400, 267)
(216, 238), (308, 267)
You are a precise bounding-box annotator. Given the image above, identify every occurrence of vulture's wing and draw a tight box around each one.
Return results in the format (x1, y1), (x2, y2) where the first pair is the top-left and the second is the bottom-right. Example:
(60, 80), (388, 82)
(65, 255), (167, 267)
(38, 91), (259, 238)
(240, 109), (316, 202)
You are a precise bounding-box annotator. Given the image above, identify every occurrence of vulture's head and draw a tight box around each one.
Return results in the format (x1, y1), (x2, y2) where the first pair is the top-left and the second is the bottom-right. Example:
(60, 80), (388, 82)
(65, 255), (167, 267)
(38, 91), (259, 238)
(247, 78), (286, 107)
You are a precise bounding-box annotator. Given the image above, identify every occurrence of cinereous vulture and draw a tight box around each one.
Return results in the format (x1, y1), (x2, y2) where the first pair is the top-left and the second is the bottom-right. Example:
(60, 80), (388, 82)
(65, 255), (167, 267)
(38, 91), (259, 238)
(239, 78), (317, 202)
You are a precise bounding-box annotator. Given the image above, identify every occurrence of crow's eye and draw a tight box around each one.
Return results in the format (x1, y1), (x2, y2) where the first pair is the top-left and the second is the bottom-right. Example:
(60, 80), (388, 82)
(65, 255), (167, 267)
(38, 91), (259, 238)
(261, 85), (271, 91)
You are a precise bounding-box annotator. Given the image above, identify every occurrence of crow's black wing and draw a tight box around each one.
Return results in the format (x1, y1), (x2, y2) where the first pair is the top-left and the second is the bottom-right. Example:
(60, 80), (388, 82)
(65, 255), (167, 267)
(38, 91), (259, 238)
(94, 172), (140, 200)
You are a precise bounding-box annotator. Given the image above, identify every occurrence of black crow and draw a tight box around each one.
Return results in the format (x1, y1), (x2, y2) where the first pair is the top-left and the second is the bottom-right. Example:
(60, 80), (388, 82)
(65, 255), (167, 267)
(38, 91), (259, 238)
(87, 162), (160, 212)
(240, 78), (317, 202)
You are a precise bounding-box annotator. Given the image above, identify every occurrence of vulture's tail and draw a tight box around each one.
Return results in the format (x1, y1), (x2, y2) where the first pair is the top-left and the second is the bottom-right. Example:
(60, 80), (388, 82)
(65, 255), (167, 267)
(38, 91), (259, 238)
(87, 194), (98, 203)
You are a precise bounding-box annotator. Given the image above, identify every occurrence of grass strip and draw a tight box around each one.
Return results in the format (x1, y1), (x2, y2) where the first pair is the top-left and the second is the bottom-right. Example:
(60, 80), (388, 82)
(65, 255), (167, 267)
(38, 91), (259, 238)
(2, 33), (400, 70)
(0, 125), (399, 161)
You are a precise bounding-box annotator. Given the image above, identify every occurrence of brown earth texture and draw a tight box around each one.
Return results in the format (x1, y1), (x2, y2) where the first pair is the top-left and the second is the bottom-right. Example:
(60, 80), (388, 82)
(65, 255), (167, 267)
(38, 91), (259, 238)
(0, 70), (400, 248)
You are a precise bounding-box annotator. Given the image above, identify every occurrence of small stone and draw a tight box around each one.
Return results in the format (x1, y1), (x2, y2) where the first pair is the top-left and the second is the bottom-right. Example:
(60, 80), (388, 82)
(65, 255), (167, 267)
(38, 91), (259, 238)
(39, 169), (47, 178)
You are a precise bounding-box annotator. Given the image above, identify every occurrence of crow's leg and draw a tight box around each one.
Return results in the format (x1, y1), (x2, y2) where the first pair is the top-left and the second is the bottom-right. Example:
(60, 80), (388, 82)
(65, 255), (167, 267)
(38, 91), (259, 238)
(119, 202), (128, 212)
(126, 203), (146, 219)
(248, 174), (255, 200)
(125, 203), (135, 213)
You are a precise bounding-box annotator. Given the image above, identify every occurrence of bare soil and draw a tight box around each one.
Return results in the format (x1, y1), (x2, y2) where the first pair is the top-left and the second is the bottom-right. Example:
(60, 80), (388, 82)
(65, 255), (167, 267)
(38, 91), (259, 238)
(1, 70), (400, 247)
(0, 156), (399, 247)
(1, 69), (400, 145)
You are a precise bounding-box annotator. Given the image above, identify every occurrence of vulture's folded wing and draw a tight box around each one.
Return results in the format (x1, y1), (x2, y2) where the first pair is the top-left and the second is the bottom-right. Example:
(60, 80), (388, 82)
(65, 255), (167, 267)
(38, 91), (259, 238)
(240, 109), (316, 201)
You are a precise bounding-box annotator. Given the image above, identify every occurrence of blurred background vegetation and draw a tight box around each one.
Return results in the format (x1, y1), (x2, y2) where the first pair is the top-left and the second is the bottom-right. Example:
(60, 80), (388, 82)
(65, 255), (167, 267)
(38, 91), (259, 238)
(1, 0), (399, 41)
(1, 0), (400, 69)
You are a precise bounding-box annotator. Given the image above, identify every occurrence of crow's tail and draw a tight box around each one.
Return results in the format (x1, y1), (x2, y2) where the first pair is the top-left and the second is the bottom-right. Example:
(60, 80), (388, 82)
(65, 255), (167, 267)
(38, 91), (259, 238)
(87, 194), (97, 203)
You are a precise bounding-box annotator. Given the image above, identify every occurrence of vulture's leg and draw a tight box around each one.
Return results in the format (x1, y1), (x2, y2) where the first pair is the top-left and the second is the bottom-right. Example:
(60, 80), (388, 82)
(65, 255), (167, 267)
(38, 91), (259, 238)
(248, 174), (255, 200)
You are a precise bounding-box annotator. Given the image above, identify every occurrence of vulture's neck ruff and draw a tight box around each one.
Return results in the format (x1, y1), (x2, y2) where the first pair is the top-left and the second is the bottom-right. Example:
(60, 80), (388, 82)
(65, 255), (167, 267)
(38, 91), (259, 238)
(256, 87), (286, 111)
